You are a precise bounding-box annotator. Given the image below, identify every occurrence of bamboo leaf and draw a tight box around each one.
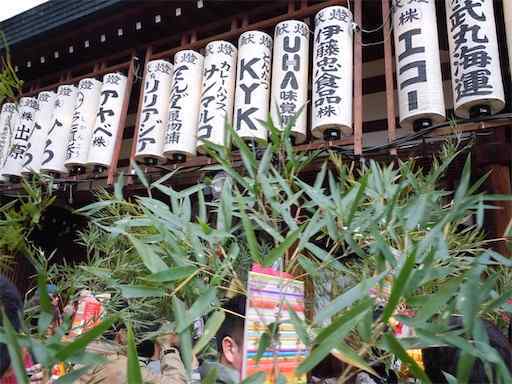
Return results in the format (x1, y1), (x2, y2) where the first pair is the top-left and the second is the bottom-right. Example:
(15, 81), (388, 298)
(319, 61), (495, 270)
(236, 192), (261, 264)
(54, 318), (116, 361)
(382, 249), (416, 323)
(126, 323), (143, 384)
(119, 285), (165, 298)
(143, 266), (196, 283)
(127, 234), (168, 273)
(383, 333), (431, 383)
(131, 161), (149, 189)
(192, 310), (225, 355)
(263, 228), (301, 267)
(241, 372), (266, 384)
(2, 311), (28, 384)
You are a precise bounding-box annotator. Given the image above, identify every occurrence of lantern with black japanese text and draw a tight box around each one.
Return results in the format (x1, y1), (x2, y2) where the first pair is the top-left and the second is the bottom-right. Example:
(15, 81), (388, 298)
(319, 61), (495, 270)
(164, 50), (204, 160)
(22, 91), (56, 174)
(233, 31), (272, 146)
(196, 40), (237, 153)
(312, 6), (353, 140)
(0, 103), (18, 182)
(2, 97), (39, 178)
(445, 0), (505, 118)
(271, 20), (310, 144)
(393, 0), (445, 131)
(135, 60), (173, 165)
(40, 85), (77, 175)
(87, 72), (128, 172)
(64, 78), (102, 174)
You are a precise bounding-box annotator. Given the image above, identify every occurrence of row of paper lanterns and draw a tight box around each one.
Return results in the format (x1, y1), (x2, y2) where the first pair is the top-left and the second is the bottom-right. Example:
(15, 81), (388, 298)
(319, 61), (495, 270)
(0, 1), (510, 179)
(0, 73), (128, 180)
(133, 5), (355, 164)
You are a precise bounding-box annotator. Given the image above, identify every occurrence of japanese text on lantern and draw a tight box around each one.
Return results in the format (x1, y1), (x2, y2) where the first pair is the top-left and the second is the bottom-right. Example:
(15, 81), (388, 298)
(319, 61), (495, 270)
(276, 22), (308, 127)
(167, 54), (198, 146)
(314, 7), (350, 120)
(394, 0), (428, 112)
(138, 61), (172, 153)
(92, 74), (123, 150)
(11, 98), (38, 162)
(197, 41), (236, 142)
(449, 0), (492, 102)
(235, 31), (272, 135)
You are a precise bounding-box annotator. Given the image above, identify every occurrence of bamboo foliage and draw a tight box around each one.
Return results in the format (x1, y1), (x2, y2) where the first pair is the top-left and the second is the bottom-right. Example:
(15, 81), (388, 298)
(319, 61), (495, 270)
(1, 118), (512, 383)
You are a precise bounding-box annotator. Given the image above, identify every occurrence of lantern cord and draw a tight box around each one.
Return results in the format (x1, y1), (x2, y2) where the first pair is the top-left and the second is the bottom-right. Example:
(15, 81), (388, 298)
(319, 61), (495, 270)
(360, 17), (394, 47)
(357, 4), (392, 34)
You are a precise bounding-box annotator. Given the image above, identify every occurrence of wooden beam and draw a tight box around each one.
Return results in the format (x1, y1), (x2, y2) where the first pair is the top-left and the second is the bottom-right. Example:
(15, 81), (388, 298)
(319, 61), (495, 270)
(151, 0), (346, 60)
(381, 0), (397, 156)
(353, 0), (363, 156)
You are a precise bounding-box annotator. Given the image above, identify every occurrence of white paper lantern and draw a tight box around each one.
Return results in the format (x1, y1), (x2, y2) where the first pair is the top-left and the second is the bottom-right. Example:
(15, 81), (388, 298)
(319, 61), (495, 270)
(393, 0), (445, 131)
(312, 6), (354, 139)
(22, 91), (56, 174)
(196, 41), (237, 153)
(64, 78), (102, 172)
(87, 72), (128, 170)
(503, 0), (512, 79)
(233, 31), (272, 145)
(40, 85), (77, 175)
(0, 103), (18, 181)
(135, 60), (173, 164)
(2, 97), (39, 178)
(445, 0), (505, 118)
(164, 50), (204, 159)
(270, 20), (310, 144)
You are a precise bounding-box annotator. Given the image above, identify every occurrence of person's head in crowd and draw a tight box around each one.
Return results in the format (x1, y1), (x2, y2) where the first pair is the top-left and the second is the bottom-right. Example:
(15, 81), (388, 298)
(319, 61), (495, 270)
(216, 295), (246, 372)
(0, 276), (24, 378)
(422, 317), (512, 383)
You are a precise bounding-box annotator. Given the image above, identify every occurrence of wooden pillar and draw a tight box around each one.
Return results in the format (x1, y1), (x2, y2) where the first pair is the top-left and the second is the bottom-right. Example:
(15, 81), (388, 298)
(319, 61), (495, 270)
(353, 0), (363, 156)
(478, 128), (512, 256)
(382, 0), (397, 156)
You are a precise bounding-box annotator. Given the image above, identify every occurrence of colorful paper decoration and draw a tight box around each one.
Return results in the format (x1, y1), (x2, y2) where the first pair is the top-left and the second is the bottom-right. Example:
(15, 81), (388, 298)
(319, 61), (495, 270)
(196, 40), (237, 153)
(164, 50), (204, 159)
(242, 266), (307, 383)
(135, 60), (173, 164)
(233, 31), (272, 145)
(312, 6), (354, 139)
(270, 20), (310, 144)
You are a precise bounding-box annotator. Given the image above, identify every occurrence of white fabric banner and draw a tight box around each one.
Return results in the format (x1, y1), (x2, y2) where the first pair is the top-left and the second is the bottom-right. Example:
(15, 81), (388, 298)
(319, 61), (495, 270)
(233, 31), (272, 144)
(23, 91), (57, 174)
(312, 6), (354, 138)
(270, 20), (310, 144)
(135, 60), (173, 162)
(87, 72), (128, 168)
(64, 78), (102, 169)
(164, 50), (204, 158)
(445, 0), (505, 117)
(196, 41), (237, 153)
(40, 85), (77, 174)
(2, 97), (39, 177)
